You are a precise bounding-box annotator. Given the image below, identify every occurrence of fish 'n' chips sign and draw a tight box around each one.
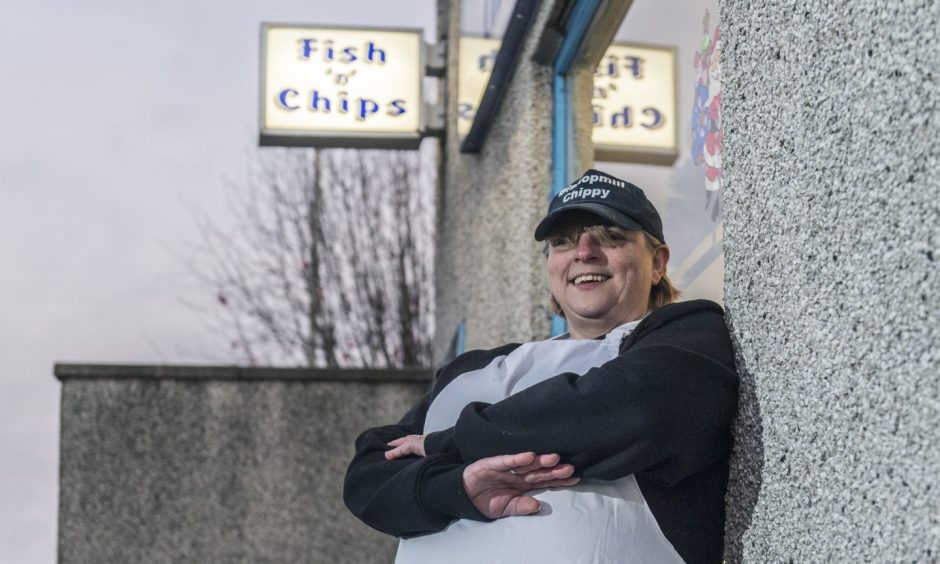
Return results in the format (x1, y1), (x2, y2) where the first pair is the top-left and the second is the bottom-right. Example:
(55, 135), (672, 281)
(260, 24), (424, 148)
(458, 38), (678, 165)
(592, 43), (678, 165)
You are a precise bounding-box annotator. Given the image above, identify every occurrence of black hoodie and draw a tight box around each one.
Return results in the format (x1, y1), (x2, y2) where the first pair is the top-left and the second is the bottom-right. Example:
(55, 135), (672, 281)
(344, 299), (739, 564)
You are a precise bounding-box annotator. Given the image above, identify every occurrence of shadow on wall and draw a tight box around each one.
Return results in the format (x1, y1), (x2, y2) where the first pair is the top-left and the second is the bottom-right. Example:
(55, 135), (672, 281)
(723, 308), (765, 564)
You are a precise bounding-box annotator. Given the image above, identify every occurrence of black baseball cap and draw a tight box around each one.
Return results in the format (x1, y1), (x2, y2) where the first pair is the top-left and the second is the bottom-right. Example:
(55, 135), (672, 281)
(533, 169), (665, 244)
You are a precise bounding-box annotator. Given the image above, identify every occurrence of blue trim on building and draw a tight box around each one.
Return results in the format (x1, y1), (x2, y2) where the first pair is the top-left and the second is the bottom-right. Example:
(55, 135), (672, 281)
(553, 0), (601, 73)
(551, 73), (568, 197)
(549, 0), (603, 337)
(550, 313), (568, 337)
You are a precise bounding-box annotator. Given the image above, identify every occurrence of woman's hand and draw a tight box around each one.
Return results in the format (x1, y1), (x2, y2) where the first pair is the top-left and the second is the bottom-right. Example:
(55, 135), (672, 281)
(386, 437), (580, 519)
(385, 434), (427, 459)
(462, 452), (579, 519)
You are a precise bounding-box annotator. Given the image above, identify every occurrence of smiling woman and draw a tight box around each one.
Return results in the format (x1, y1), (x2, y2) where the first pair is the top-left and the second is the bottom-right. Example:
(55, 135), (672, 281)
(344, 169), (740, 564)
(545, 214), (672, 339)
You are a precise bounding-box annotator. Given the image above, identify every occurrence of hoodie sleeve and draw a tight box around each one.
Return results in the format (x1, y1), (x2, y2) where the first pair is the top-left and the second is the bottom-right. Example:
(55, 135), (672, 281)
(343, 345), (522, 537)
(342, 387), (490, 538)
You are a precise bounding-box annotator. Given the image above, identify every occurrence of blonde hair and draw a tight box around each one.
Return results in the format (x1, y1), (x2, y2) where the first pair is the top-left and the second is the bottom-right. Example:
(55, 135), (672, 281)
(641, 231), (680, 310)
(546, 226), (679, 315)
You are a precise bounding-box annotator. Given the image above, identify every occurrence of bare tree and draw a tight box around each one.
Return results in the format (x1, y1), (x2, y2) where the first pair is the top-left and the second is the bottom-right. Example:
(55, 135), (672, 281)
(191, 146), (435, 368)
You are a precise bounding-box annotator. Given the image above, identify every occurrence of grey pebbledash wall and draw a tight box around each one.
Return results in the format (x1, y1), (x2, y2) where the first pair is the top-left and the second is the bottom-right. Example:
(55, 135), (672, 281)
(432, 0), (562, 361)
(56, 364), (430, 564)
(720, 1), (940, 561)
(432, 0), (610, 361)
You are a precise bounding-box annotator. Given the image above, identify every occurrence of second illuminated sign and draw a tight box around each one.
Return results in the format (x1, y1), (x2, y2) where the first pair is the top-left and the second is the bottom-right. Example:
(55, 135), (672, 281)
(458, 38), (678, 165)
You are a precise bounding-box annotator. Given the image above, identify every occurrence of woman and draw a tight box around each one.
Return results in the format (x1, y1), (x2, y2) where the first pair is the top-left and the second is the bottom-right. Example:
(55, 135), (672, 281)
(344, 170), (739, 564)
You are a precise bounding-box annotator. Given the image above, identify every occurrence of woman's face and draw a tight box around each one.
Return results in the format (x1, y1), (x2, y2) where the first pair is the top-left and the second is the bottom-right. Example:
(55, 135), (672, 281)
(546, 212), (668, 339)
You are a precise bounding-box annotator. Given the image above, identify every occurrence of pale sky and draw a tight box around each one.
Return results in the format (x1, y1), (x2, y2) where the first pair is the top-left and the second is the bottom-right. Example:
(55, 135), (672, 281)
(0, 1), (436, 561)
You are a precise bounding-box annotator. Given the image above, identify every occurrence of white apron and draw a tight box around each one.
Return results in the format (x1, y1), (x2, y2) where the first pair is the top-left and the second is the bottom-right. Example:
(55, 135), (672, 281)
(396, 321), (685, 564)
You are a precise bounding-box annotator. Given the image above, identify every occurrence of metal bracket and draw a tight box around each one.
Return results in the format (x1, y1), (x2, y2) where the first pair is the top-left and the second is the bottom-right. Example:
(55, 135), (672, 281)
(423, 101), (446, 137)
(424, 41), (447, 77)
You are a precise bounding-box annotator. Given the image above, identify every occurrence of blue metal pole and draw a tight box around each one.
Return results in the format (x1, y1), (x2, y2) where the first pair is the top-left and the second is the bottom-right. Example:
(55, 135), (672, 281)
(553, 0), (602, 74)
(549, 0), (602, 336)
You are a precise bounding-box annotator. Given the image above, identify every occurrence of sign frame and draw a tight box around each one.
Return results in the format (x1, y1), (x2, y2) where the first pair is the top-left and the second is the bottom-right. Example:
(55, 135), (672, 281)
(259, 22), (426, 149)
(455, 34), (503, 138)
(592, 41), (679, 166)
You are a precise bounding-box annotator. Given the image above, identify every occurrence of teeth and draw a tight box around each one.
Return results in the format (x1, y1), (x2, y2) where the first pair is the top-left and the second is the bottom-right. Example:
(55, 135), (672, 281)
(573, 274), (609, 285)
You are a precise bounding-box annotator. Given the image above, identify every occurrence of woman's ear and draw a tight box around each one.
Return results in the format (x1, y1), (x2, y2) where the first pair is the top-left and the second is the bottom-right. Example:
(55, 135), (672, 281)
(651, 244), (670, 285)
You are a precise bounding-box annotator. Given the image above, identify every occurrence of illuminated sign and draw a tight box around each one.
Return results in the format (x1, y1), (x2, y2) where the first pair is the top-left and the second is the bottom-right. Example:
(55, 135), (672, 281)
(457, 38), (677, 165)
(592, 43), (677, 165)
(456, 37), (500, 137)
(260, 24), (424, 148)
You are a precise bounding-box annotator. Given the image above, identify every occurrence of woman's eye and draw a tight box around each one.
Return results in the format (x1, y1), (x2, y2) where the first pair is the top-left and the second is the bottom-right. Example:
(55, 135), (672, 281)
(549, 237), (574, 247)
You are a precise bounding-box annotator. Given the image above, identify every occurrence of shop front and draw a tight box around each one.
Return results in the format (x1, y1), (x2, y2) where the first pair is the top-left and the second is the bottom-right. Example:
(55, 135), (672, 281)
(437, 0), (722, 356)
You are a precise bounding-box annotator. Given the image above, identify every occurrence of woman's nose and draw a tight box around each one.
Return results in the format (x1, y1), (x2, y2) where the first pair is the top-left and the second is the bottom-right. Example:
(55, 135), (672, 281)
(574, 234), (599, 261)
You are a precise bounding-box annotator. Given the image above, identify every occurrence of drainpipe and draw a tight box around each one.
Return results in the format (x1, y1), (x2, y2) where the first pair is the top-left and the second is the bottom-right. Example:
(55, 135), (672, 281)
(550, 0), (603, 336)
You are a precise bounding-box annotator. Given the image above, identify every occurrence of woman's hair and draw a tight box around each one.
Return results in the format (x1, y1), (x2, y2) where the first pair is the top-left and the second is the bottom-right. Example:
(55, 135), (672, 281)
(546, 225), (680, 316)
(641, 231), (680, 310)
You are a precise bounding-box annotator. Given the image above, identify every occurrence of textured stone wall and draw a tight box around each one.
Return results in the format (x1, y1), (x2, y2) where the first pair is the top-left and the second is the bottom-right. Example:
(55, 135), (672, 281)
(720, 1), (940, 561)
(56, 365), (429, 564)
(433, 0), (561, 361)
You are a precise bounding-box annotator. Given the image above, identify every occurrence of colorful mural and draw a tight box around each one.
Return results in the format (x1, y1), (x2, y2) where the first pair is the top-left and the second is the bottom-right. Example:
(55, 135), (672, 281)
(691, 10), (722, 222)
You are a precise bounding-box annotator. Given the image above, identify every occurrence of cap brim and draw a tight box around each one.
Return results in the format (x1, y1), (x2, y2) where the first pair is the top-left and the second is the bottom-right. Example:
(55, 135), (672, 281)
(534, 203), (645, 241)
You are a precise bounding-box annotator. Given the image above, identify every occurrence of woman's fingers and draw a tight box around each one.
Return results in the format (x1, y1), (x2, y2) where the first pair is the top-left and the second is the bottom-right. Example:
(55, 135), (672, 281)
(504, 495), (542, 517)
(384, 434), (426, 460)
(384, 444), (410, 460)
(493, 452), (564, 476)
(521, 464), (576, 484)
(506, 454), (561, 475)
(498, 478), (581, 518)
(533, 477), (581, 489)
(495, 452), (537, 471)
(461, 453), (581, 520)
(469, 452), (577, 488)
